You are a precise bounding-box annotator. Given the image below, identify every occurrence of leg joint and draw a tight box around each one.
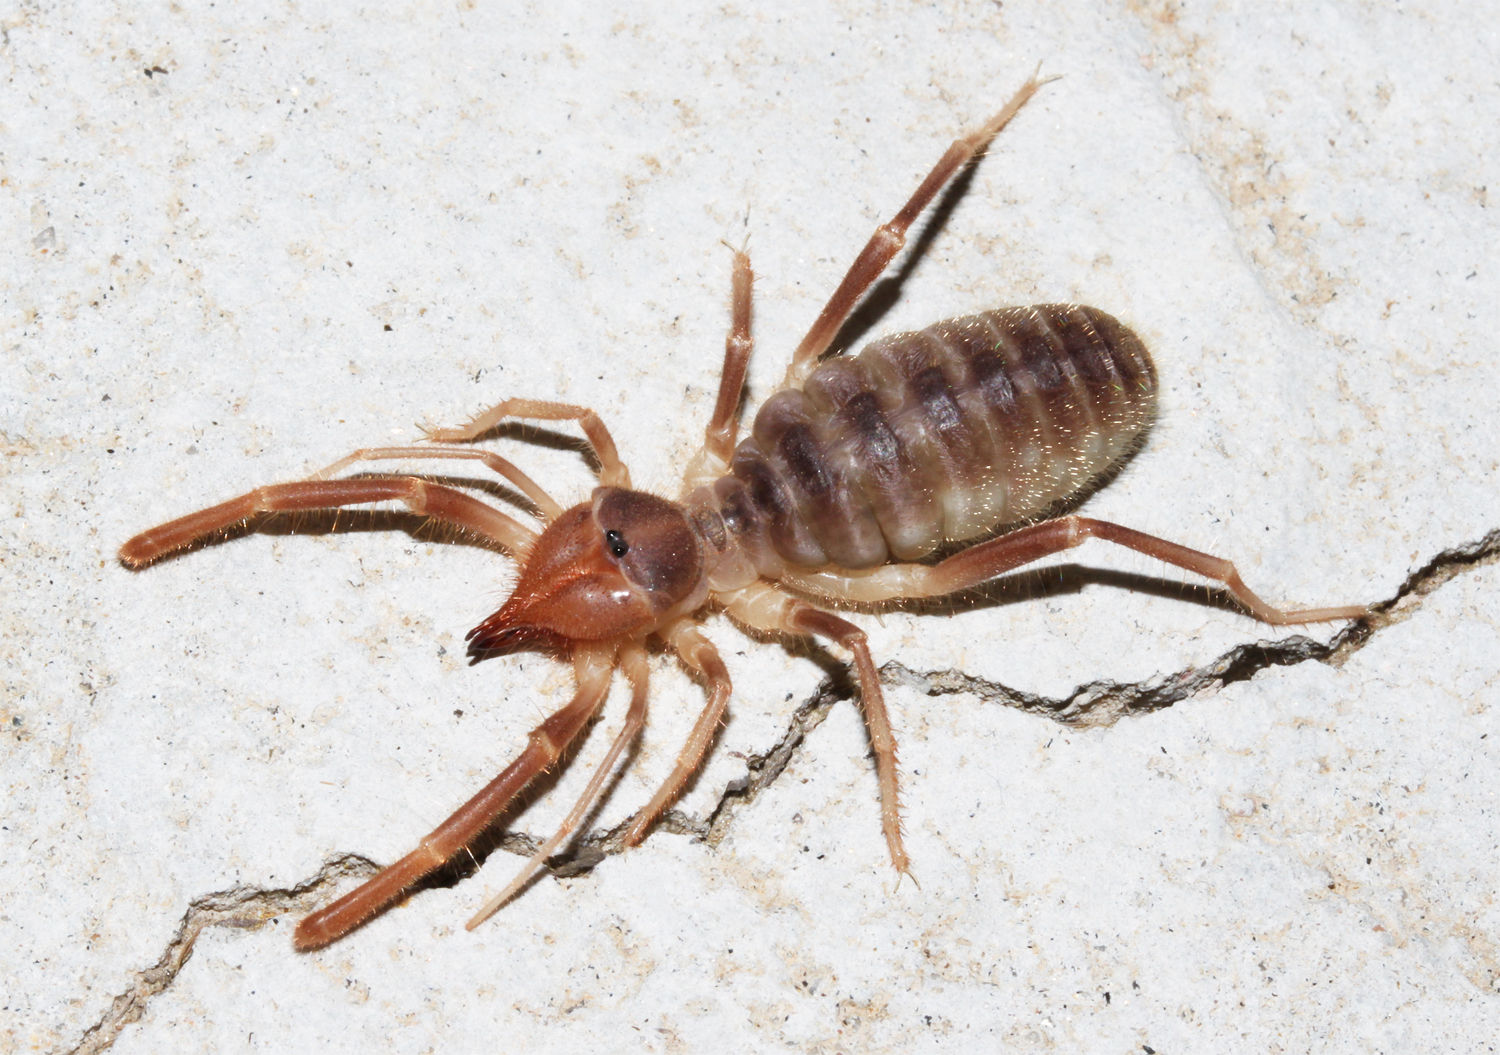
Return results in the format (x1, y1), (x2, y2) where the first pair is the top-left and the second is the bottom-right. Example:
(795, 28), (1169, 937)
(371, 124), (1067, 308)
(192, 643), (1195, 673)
(530, 726), (565, 765)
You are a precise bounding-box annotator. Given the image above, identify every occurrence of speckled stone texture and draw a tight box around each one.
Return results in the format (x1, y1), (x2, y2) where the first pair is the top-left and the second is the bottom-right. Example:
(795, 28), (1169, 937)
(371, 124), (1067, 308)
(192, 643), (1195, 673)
(5, 2), (1497, 1052)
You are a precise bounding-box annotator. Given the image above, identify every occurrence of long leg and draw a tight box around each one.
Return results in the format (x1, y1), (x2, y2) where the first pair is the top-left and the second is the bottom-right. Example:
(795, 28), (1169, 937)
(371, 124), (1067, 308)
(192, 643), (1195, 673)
(293, 645), (617, 950)
(315, 446), (563, 522)
(466, 644), (651, 930)
(683, 248), (755, 490)
(779, 515), (1369, 623)
(785, 68), (1054, 387)
(619, 621), (732, 848)
(119, 475), (539, 568)
(424, 398), (630, 489)
(708, 250), (755, 462)
(725, 583), (910, 875)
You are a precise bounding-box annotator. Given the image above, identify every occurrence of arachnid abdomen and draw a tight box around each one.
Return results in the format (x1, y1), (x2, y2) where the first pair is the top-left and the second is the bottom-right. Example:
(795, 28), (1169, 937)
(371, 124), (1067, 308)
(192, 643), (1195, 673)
(697, 304), (1157, 577)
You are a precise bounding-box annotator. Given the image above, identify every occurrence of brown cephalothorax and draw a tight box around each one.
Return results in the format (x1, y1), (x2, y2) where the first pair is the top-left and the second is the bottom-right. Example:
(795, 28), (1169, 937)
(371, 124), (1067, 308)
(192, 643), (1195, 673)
(120, 71), (1366, 950)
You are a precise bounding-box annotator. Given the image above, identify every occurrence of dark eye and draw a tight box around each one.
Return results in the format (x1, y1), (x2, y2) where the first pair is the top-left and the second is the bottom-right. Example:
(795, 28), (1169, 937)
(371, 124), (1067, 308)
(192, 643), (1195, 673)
(604, 529), (629, 558)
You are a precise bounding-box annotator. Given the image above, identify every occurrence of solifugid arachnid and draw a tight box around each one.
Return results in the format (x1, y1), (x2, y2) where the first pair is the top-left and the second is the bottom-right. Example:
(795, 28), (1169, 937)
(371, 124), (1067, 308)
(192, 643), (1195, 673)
(121, 71), (1368, 948)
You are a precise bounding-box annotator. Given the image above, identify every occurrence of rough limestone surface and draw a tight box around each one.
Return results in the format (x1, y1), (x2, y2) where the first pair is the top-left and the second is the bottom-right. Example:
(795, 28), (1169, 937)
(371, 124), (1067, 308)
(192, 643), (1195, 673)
(4, 2), (1497, 1052)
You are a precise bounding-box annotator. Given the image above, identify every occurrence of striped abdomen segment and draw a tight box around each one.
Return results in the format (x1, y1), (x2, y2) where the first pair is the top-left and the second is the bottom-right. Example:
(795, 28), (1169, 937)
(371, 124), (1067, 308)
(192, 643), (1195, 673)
(711, 304), (1157, 571)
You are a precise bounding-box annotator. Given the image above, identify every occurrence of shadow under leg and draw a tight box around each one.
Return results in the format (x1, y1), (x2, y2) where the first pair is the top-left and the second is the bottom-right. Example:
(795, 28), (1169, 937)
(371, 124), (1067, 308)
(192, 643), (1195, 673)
(780, 515), (1368, 625)
(294, 645), (617, 949)
(120, 474), (538, 567)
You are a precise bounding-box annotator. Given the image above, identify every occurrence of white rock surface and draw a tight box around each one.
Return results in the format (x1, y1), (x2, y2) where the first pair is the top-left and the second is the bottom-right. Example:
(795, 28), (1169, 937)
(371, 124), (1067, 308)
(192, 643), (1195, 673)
(4, 2), (1497, 1052)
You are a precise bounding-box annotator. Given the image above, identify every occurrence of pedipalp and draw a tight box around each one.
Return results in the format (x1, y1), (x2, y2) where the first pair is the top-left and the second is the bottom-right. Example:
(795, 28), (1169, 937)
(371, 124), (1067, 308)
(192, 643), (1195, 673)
(293, 645), (617, 950)
(119, 473), (539, 568)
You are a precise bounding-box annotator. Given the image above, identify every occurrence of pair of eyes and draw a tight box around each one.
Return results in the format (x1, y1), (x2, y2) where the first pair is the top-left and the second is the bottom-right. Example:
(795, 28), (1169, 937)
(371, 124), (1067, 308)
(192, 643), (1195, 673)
(604, 529), (629, 559)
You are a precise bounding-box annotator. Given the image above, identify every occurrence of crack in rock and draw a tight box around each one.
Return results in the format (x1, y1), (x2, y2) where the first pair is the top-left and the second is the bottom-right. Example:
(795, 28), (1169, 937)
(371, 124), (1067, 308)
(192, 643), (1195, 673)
(330, 525), (1500, 883)
(75, 528), (1498, 1046)
(883, 615), (1364, 730)
(68, 855), (376, 1055)
(670, 526), (1500, 843)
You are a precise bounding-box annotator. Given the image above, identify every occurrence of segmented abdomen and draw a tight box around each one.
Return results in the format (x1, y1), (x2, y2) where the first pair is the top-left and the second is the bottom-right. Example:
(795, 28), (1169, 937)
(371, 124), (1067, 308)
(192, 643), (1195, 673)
(703, 304), (1156, 574)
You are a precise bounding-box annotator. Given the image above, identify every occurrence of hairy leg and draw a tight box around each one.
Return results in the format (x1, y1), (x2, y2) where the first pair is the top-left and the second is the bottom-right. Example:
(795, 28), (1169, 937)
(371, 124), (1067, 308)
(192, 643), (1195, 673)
(119, 474), (538, 567)
(779, 515), (1369, 624)
(314, 445), (563, 522)
(425, 398), (630, 488)
(466, 645), (651, 929)
(619, 621), (732, 847)
(785, 68), (1054, 387)
(724, 583), (910, 876)
(293, 646), (617, 949)
(683, 247), (755, 491)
